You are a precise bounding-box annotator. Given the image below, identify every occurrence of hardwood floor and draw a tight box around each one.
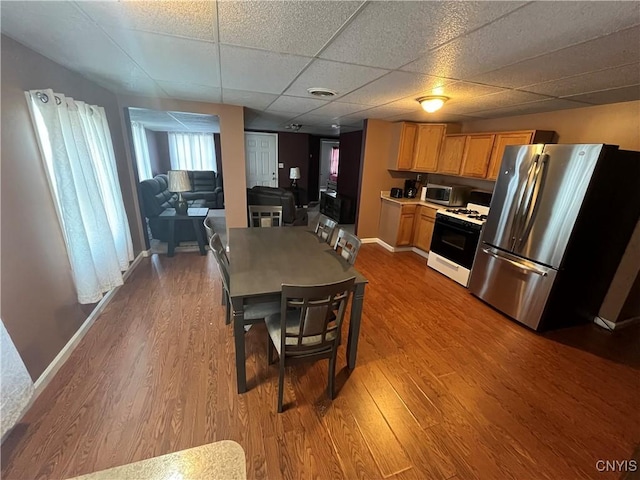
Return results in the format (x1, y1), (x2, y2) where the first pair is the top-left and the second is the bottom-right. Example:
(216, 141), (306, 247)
(2, 245), (638, 480)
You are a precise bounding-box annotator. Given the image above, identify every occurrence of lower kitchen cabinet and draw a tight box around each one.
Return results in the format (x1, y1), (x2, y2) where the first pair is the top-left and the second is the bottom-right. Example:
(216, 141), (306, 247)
(413, 206), (437, 251)
(397, 205), (417, 246)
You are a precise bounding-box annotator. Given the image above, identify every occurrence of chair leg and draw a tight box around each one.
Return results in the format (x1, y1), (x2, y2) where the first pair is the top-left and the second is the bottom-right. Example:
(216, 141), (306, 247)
(267, 337), (275, 365)
(220, 284), (226, 306)
(225, 298), (231, 325)
(277, 360), (285, 413)
(328, 351), (337, 400)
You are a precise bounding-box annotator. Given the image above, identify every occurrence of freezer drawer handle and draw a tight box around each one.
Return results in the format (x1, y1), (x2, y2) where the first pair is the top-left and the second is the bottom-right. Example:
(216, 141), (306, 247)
(435, 255), (460, 270)
(482, 249), (548, 277)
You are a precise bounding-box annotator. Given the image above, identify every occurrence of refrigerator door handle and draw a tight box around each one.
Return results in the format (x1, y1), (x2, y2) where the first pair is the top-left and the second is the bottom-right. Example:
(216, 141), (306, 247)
(518, 154), (549, 246)
(510, 154), (540, 249)
(481, 248), (548, 277)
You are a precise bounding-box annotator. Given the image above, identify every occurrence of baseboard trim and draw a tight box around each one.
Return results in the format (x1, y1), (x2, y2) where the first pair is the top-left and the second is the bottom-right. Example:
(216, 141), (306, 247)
(360, 238), (378, 244)
(141, 249), (152, 258)
(33, 251), (146, 396)
(594, 315), (640, 331)
(411, 247), (429, 260)
(361, 238), (430, 259)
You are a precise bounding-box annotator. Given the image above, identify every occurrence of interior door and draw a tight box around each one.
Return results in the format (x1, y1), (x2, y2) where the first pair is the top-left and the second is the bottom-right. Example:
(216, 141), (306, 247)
(245, 132), (277, 187)
(319, 140), (338, 190)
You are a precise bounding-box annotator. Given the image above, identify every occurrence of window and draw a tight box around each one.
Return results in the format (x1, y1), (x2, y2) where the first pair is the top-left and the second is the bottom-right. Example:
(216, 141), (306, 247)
(130, 121), (153, 181)
(168, 132), (217, 171)
(330, 146), (340, 181)
(27, 89), (134, 304)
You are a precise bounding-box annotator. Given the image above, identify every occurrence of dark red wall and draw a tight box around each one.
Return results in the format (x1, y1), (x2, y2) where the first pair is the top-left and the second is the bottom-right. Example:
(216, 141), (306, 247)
(308, 135), (321, 202)
(337, 130), (363, 202)
(277, 132), (309, 191)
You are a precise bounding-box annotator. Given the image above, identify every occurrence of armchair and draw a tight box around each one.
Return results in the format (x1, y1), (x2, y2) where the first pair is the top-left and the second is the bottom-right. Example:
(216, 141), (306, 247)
(246, 186), (308, 226)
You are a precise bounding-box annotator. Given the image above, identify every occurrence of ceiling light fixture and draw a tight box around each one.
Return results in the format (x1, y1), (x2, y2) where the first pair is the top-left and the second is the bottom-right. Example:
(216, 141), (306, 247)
(307, 87), (337, 98)
(417, 95), (449, 113)
(285, 123), (302, 132)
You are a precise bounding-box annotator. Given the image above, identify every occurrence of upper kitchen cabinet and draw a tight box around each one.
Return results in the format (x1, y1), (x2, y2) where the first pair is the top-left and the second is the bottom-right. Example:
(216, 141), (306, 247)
(438, 134), (467, 175)
(412, 124), (447, 172)
(461, 134), (496, 178)
(487, 130), (557, 180)
(388, 122), (418, 170)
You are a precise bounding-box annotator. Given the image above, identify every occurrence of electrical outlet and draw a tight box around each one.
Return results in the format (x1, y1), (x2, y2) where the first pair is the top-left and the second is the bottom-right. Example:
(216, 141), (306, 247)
(278, 163), (284, 168)
(416, 174), (423, 182)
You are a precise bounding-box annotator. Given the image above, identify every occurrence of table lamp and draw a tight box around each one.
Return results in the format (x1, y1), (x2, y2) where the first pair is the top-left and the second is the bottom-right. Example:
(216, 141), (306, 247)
(289, 167), (301, 188)
(168, 170), (191, 215)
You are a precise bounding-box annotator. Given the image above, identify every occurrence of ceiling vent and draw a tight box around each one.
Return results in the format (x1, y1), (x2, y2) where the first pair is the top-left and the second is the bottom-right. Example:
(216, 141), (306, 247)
(307, 87), (337, 98)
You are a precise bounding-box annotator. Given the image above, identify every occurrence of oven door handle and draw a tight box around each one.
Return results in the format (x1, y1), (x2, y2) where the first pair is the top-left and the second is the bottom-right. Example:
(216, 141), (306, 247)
(481, 248), (548, 276)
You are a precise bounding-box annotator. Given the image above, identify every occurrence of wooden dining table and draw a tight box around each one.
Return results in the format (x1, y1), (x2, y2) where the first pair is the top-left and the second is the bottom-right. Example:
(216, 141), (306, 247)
(228, 226), (368, 394)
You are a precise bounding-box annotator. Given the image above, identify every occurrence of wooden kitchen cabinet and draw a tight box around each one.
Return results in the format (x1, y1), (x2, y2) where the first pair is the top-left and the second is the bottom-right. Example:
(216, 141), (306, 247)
(388, 122), (418, 170)
(461, 134), (496, 178)
(412, 206), (437, 251)
(412, 124), (447, 172)
(438, 135), (467, 175)
(487, 130), (556, 180)
(397, 205), (417, 246)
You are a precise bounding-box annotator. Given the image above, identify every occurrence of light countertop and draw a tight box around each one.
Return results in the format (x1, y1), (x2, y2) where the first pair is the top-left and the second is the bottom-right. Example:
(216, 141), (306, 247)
(380, 192), (445, 210)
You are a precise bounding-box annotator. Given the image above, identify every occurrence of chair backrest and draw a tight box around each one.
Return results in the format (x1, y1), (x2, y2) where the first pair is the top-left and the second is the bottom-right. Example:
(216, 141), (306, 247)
(315, 214), (337, 244)
(203, 216), (215, 242)
(210, 233), (230, 293)
(334, 229), (361, 265)
(279, 277), (355, 356)
(249, 205), (283, 227)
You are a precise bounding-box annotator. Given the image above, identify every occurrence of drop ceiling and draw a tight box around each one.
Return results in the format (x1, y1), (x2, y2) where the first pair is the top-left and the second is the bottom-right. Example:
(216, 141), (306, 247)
(2, 1), (639, 136)
(129, 108), (220, 133)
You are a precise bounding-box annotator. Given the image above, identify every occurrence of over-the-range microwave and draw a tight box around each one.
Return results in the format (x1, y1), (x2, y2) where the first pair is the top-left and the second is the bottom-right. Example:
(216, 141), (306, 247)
(424, 183), (470, 206)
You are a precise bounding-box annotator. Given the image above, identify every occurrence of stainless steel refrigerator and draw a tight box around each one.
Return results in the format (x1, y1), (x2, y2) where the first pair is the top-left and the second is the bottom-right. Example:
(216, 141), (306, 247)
(469, 144), (640, 331)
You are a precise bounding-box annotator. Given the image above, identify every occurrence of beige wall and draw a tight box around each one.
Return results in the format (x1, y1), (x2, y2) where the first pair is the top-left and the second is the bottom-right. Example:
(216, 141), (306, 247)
(1, 36), (144, 379)
(462, 101), (640, 150)
(356, 119), (407, 238)
(116, 96), (246, 233)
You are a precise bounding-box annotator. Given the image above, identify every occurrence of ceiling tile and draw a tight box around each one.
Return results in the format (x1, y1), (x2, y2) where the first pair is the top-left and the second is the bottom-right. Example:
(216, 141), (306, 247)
(470, 26), (640, 89)
(104, 27), (220, 86)
(320, 1), (525, 69)
(219, 45), (311, 94)
(156, 81), (222, 103)
(403, 2), (640, 79)
(446, 90), (552, 114)
(562, 85), (640, 105)
(266, 95), (328, 114)
(350, 104), (414, 120)
(245, 110), (297, 129)
(470, 98), (592, 118)
(0, 2), (149, 82)
(284, 59), (389, 99)
(168, 111), (220, 132)
(520, 64), (640, 97)
(387, 81), (508, 111)
(218, 1), (363, 56)
(340, 71), (450, 106)
(385, 111), (484, 123)
(308, 102), (369, 118)
(77, 1), (216, 41)
(289, 112), (340, 126)
(222, 89), (279, 109)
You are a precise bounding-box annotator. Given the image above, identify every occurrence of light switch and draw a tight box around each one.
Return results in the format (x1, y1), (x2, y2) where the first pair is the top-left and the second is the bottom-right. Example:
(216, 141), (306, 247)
(278, 163), (284, 168)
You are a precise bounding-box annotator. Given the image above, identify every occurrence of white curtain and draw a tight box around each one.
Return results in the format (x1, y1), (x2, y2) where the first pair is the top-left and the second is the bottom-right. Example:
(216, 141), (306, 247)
(1, 318), (34, 440)
(168, 132), (217, 171)
(130, 121), (153, 181)
(27, 89), (134, 304)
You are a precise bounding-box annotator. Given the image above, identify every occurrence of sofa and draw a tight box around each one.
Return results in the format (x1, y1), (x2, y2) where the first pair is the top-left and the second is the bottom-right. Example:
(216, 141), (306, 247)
(247, 186), (308, 226)
(140, 172), (222, 242)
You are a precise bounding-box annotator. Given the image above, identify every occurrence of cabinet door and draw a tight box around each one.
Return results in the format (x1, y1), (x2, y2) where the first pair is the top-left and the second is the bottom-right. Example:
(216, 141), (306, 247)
(487, 131), (534, 180)
(397, 205), (416, 246)
(397, 123), (418, 170)
(413, 124), (446, 172)
(461, 134), (495, 178)
(437, 135), (467, 175)
(413, 207), (436, 251)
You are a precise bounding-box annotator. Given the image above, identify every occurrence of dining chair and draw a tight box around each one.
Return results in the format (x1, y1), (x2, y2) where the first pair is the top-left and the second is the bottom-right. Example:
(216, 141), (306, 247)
(203, 216), (215, 242)
(249, 205), (283, 228)
(265, 277), (356, 412)
(315, 214), (338, 244)
(210, 233), (279, 326)
(333, 229), (362, 265)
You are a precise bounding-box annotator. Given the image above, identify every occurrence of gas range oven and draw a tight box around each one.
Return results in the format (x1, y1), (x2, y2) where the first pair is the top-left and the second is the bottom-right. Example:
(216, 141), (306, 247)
(427, 203), (489, 287)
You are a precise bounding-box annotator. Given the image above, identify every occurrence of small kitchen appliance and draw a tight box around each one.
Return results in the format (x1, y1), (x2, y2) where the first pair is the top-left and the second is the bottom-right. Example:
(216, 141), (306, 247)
(404, 179), (417, 198)
(425, 183), (470, 206)
(390, 187), (403, 198)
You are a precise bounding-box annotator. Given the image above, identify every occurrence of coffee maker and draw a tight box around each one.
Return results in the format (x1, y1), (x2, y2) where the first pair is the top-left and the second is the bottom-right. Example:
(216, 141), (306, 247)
(404, 179), (417, 198)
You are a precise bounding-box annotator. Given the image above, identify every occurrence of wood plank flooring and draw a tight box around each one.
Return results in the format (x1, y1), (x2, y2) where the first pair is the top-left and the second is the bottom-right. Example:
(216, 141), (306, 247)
(2, 245), (639, 480)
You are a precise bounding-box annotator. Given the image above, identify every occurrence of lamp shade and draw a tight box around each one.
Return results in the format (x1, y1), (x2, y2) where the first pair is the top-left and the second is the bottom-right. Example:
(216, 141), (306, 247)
(168, 170), (191, 192)
(289, 167), (301, 180)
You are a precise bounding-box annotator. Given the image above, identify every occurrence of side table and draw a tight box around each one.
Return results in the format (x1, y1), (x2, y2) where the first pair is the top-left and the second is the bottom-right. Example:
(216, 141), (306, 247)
(158, 208), (209, 257)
